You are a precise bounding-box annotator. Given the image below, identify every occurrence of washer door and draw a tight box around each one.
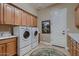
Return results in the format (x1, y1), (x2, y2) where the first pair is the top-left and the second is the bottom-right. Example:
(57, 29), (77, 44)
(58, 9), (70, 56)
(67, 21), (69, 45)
(34, 31), (38, 37)
(23, 31), (30, 40)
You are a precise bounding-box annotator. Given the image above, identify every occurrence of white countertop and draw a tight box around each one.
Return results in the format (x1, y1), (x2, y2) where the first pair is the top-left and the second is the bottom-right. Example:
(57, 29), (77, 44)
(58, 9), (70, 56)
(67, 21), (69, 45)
(68, 33), (79, 43)
(0, 36), (17, 40)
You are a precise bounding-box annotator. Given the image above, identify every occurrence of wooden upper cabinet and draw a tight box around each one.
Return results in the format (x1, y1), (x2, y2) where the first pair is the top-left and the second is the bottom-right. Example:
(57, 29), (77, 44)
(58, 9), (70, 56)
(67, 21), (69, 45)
(34, 17), (37, 27)
(14, 8), (22, 25)
(22, 11), (27, 26)
(75, 5), (79, 27)
(31, 15), (34, 27)
(4, 4), (15, 25)
(26, 13), (31, 26)
(0, 4), (3, 24)
(0, 3), (37, 26)
(75, 8), (79, 27)
(31, 15), (37, 27)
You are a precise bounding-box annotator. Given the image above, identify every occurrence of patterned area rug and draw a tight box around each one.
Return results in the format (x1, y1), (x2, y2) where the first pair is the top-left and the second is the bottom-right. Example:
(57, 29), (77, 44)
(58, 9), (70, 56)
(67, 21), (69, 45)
(30, 48), (66, 56)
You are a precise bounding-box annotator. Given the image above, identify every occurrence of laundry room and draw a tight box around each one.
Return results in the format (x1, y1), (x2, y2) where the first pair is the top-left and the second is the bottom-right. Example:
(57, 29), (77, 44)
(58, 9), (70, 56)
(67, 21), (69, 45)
(0, 3), (79, 56)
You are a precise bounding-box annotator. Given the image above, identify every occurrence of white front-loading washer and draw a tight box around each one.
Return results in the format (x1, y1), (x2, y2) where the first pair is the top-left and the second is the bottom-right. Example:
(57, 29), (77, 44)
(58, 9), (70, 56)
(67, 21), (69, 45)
(31, 27), (39, 49)
(13, 26), (32, 56)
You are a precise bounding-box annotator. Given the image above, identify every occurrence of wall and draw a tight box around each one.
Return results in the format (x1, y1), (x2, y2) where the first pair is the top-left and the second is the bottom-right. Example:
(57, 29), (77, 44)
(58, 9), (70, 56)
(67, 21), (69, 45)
(37, 7), (51, 43)
(13, 3), (37, 16)
(37, 3), (79, 43)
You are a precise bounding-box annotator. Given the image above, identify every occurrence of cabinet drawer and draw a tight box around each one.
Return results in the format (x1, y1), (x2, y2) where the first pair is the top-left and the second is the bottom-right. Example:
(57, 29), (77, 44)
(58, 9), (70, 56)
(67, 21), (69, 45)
(0, 38), (16, 44)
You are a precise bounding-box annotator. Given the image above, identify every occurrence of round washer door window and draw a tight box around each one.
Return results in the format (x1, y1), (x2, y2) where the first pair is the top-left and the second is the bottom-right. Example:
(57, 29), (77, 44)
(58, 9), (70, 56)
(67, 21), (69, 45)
(34, 31), (38, 36)
(23, 31), (30, 39)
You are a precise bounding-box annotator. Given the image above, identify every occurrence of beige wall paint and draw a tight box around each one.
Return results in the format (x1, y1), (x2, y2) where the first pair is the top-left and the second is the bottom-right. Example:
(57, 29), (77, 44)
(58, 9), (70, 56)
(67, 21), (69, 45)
(37, 3), (79, 43)
(37, 7), (51, 43)
(13, 3), (37, 16)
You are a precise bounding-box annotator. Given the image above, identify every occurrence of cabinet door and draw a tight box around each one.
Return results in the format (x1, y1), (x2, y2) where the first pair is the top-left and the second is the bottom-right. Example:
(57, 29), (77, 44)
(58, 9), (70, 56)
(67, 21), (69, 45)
(31, 15), (34, 27)
(75, 8), (79, 27)
(77, 43), (79, 56)
(0, 4), (3, 24)
(22, 11), (27, 26)
(33, 17), (37, 27)
(76, 49), (79, 56)
(72, 40), (77, 56)
(67, 36), (73, 56)
(0, 44), (5, 56)
(67, 36), (71, 52)
(14, 8), (21, 25)
(4, 4), (15, 25)
(70, 39), (73, 56)
(26, 13), (31, 26)
(6, 41), (17, 56)
(31, 16), (37, 27)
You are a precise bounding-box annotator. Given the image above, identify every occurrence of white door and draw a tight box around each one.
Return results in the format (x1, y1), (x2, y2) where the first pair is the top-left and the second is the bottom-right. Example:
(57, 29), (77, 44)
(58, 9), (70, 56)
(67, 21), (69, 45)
(51, 8), (67, 48)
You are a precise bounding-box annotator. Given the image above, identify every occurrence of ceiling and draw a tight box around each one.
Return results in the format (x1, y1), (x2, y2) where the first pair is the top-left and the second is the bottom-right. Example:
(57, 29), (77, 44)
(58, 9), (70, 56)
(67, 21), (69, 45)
(30, 3), (55, 10)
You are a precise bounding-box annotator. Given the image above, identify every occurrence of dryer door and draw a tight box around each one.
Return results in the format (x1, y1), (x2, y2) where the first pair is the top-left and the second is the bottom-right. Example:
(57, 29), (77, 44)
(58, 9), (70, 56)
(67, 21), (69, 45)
(34, 31), (38, 37)
(23, 31), (30, 40)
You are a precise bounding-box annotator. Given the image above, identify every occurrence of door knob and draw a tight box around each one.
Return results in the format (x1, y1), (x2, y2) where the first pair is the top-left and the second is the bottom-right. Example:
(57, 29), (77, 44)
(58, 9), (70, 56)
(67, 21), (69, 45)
(62, 32), (65, 35)
(62, 31), (65, 35)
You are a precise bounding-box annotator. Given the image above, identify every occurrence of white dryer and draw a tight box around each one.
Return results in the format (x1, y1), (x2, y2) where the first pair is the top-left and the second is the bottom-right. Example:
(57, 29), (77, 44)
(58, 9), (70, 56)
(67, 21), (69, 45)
(13, 26), (32, 56)
(31, 27), (39, 49)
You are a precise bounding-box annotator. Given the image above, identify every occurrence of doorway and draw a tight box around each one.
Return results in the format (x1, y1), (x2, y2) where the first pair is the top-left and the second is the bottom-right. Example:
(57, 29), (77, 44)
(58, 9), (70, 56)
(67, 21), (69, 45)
(51, 8), (67, 49)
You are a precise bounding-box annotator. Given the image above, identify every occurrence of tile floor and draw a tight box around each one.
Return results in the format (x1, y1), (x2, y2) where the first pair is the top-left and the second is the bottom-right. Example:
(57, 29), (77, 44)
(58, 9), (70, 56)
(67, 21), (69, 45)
(25, 43), (70, 56)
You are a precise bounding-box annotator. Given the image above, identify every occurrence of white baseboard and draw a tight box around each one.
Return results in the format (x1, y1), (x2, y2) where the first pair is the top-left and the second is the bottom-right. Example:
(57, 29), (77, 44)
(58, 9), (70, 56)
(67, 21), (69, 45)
(40, 41), (52, 46)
